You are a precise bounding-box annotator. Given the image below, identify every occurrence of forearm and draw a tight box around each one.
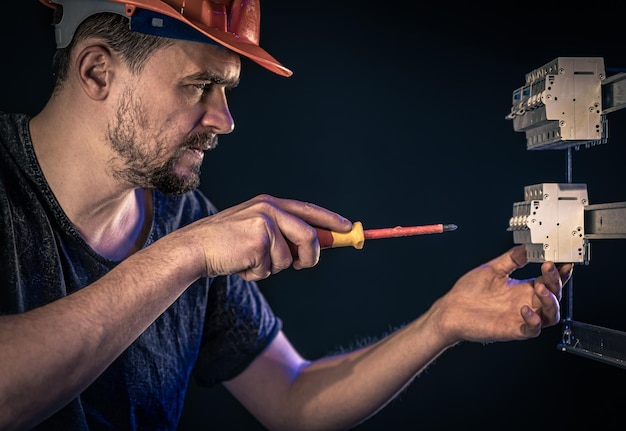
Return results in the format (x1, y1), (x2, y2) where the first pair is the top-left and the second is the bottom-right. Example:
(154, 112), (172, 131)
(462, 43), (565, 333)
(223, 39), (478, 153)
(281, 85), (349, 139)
(292, 312), (452, 430)
(0, 232), (203, 430)
(233, 308), (455, 431)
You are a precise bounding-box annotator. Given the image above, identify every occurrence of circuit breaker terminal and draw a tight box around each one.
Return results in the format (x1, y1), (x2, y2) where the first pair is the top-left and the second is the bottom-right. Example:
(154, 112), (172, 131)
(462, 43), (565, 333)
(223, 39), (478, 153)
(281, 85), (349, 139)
(508, 183), (589, 263)
(506, 57), (606, 150)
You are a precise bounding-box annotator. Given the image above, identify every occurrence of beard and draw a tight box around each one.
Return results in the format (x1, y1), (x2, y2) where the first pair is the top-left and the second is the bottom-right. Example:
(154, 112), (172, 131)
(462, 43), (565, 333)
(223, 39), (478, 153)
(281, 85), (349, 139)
(106, 90), (218, 195)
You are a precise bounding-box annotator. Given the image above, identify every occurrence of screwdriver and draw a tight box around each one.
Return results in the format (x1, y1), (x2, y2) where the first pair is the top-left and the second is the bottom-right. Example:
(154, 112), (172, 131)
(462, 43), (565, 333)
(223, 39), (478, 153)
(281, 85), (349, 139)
(289, 221), (458, 255)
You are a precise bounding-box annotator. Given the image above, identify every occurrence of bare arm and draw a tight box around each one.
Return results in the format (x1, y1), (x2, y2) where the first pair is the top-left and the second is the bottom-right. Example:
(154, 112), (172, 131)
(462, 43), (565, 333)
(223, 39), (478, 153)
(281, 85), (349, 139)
(0, 194), (351, 430)
(0, 231), (204, 430)
(225, 246), (573, 431)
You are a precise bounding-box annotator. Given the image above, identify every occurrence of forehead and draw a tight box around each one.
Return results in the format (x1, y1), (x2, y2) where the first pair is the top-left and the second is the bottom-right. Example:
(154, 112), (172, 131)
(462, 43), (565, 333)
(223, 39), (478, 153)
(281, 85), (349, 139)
(144, 40), (241, 83)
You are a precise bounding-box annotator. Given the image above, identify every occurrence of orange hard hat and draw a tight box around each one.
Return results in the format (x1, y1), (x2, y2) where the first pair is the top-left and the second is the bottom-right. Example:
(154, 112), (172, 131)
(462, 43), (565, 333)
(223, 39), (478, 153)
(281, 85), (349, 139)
(38, 0), (292, 77)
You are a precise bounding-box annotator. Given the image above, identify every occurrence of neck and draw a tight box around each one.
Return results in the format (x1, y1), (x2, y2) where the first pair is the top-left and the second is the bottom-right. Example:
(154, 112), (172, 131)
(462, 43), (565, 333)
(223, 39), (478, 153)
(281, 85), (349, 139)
(75, 188), (154, 261)
(29, 104), (154, 261)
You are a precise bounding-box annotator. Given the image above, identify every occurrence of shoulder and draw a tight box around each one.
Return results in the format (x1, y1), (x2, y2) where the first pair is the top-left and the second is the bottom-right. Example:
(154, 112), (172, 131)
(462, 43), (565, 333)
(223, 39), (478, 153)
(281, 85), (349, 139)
(0, 112), (30, 152)
(0, 112), (36, 189)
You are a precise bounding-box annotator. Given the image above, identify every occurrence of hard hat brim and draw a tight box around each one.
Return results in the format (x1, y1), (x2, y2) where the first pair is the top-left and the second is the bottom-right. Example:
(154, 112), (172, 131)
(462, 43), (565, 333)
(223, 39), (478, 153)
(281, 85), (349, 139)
(185, 19), (293, 77)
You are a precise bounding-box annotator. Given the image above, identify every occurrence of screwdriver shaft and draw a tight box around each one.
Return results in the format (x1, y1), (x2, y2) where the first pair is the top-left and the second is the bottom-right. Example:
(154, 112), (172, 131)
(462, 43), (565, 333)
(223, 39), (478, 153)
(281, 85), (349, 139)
(316, 221), (457, 250)
(289, 222), (458, 256)
(363, 223), (457, 239)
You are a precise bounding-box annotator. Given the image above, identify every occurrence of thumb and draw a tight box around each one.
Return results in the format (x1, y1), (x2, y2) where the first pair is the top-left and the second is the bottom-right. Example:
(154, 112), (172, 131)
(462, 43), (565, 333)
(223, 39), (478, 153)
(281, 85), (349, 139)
(487, 245), (528, 276)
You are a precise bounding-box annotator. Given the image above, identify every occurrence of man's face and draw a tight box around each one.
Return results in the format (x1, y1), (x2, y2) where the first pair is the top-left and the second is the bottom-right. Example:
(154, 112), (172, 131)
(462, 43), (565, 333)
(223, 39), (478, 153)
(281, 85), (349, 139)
(106, 40), (240, 194)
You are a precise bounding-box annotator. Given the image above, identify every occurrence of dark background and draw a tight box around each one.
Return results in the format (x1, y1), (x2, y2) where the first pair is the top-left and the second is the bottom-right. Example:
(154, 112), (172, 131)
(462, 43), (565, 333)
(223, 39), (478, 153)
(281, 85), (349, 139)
(3, 2), (626, 430)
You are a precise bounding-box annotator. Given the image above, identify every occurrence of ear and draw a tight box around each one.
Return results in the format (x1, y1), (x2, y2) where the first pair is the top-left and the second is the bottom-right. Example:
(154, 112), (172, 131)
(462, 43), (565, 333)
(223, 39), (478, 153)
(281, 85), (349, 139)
(75, 45), (115, 101)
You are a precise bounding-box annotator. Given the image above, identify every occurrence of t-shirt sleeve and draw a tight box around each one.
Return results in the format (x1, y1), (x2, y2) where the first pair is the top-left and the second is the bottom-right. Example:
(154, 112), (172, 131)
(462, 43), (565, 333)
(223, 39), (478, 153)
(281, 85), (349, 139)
(192, 274), (282, 386)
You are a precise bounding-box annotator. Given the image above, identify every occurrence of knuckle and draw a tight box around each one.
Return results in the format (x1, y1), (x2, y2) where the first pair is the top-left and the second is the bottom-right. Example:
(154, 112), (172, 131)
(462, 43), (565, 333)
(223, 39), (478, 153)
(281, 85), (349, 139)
(272, 258), (293, 274)
(251, 200), (276, 217)
(254, 193), (276, 205)
(302, 225), (317, 244)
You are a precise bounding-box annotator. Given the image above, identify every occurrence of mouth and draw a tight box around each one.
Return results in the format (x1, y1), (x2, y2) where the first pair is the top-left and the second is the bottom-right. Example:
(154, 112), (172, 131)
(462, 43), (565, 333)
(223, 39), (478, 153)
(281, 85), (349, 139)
(188, 142), (212, 152)
(178, 134), (218, 163)
(185, 147), (205, 159)
(185, 134), (218, 152)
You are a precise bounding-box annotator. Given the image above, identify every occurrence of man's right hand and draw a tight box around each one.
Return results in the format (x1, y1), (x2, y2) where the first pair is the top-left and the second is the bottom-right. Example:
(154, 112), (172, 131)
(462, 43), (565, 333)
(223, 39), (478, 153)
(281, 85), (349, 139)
(179, 194), (353, 281)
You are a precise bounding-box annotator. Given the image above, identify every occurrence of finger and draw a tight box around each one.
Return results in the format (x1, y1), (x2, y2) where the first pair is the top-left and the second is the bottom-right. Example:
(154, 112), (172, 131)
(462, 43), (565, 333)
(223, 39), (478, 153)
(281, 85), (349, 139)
(538, 261), (572, 301)
(247, 195), (344, 269)
(538, 262), (560, 295)
(271, 197), (352, 233)
(530, 278), (561, 326)
(238, 253), (272, 282)
(265, 204), (321, 270)
(238, 235), (294, 281)
(558, 263), (574, 284)
(270, 238), (297, 274)
(520, 305), (542, 338)
(487, 244), (528, 276)
(285, 231), (320, 270)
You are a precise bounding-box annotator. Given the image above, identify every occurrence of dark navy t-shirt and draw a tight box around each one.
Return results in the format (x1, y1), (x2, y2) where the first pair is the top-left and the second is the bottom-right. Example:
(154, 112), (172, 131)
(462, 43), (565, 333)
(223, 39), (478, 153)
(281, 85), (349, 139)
(0, 112), (281, 430)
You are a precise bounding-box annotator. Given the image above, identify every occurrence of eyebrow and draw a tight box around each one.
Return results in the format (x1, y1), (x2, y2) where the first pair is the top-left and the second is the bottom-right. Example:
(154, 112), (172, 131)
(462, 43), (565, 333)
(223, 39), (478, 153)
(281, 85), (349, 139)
(185, 71), (240, 89)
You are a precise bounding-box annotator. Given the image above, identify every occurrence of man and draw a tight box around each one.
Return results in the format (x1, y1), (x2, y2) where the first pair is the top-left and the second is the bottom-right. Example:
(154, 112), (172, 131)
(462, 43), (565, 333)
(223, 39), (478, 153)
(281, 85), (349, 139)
(0, 1), (572, 429)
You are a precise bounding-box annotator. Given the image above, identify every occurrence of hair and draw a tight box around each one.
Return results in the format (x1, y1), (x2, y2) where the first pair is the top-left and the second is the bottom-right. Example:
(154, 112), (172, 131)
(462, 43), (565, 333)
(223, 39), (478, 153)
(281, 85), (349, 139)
(51, 11), (175, 92)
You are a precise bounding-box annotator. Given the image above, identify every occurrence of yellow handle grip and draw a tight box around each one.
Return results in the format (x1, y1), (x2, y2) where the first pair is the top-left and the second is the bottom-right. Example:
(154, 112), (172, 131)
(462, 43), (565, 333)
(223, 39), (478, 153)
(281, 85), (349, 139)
(321, 221), (365, 249)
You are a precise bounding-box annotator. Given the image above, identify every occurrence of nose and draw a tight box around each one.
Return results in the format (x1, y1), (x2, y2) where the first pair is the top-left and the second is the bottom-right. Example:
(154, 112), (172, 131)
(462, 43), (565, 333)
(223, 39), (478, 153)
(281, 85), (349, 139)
(199, 89), (235, 135)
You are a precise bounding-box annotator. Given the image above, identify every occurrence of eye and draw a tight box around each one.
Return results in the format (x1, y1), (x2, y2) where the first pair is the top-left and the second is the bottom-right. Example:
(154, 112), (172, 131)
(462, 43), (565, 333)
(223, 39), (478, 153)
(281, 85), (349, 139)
(185, 79), (237, 99)
(192, 83), (212, 94)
